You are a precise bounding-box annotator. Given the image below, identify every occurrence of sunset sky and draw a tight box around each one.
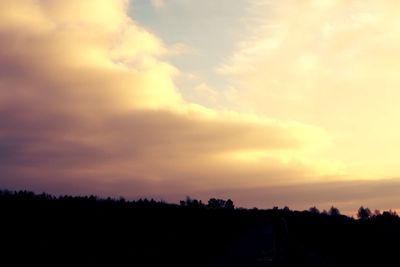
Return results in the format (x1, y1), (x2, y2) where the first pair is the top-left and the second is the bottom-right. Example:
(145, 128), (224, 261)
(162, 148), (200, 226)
(2, 0), (400, 214)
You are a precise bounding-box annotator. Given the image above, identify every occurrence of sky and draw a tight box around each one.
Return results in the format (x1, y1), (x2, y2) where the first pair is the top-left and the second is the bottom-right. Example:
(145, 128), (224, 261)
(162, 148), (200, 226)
(1, 0), (400, 214)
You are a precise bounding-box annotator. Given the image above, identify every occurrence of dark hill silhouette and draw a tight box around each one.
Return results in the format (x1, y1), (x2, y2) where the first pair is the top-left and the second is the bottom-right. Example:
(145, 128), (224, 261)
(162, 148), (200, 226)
(0, 189), (399, 266)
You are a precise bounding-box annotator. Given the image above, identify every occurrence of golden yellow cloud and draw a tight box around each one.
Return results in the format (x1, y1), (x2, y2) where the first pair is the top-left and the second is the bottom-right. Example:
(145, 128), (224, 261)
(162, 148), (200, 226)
(220, 0), (400, 179)
(0, 0), (344, 206)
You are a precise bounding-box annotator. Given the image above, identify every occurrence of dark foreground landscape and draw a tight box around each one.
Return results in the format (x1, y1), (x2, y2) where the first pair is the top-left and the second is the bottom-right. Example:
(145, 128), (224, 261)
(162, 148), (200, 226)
(1, 190), (399, 266)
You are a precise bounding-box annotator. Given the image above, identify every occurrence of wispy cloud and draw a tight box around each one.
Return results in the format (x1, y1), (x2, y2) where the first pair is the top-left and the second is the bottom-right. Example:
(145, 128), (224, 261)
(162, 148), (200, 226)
(219, 0), (400, 179)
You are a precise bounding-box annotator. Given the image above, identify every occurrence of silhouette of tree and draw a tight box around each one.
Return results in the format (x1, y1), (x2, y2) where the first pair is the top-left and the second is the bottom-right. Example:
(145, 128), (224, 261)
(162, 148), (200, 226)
(5, 189), (400, 266)
(373, 209), (381, 217)
(191, 199), (199, 207)
(207, 198), (226, 209)
(183, 196), (204, 208)
(357, 206), (372, 220)
(328, 206), (340, 216)
(283, 206), (290, 212)
(309, 206), (320, 214)
(382, 210), (398, 218)
(225, 199), (234, 210)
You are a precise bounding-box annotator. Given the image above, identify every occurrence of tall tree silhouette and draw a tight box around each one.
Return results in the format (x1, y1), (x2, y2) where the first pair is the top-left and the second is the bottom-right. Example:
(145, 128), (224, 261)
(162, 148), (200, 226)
(357, 206), (372, 219)
(328, 206), (340, 216)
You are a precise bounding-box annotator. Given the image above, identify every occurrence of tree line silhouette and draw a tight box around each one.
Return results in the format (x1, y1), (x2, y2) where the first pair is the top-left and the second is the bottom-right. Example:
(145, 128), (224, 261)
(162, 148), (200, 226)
(1, 189), (399, 266)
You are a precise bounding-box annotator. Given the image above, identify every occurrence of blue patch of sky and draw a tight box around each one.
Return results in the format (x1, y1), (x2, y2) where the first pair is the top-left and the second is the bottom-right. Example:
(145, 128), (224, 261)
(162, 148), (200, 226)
(129, 0), (249, 92)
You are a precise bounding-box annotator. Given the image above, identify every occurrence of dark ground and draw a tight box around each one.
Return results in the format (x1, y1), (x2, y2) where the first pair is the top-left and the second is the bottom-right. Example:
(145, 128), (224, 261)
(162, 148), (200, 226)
(1, 190), (400, 266)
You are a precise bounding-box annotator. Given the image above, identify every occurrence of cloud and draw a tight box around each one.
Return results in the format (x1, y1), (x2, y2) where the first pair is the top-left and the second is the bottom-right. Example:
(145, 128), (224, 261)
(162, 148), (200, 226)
(219, 0), (400, 179)
(0, 0), (346, 207)
(151, 0), (165, 9)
